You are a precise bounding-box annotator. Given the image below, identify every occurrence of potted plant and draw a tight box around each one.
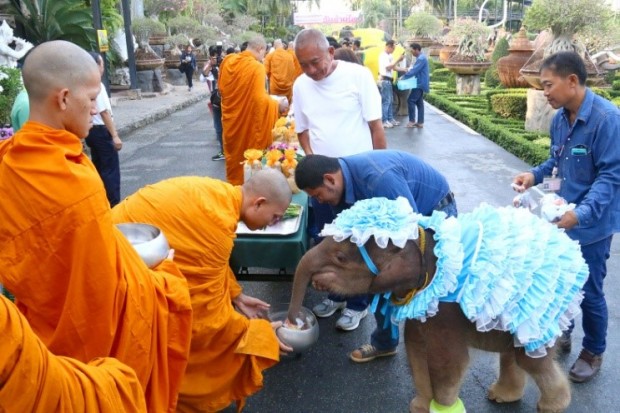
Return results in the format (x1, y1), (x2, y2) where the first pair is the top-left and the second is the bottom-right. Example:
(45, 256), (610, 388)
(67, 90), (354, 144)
(163, 34), (188, 68)
(520, 0), (611, 89)
(443, 19), (491, 95)
(131, 18), (166, 70)
(497, 26), (534, 88)
(404, 12), (443, 48)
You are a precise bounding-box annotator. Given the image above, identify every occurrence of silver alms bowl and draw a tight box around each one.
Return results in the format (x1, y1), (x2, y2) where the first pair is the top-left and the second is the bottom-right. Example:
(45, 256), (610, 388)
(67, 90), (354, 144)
(269, 305), (319, 353)
(116, 223), (170, 269)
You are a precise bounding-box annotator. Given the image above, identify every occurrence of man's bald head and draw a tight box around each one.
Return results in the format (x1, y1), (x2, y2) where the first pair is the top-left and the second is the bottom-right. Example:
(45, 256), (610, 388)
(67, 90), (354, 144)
(247, 36), (267, 53)
(294, 29), (329, 53)
(22, 41), (101, 138)
(240, 169), (293, 230)
(274, 39), (283, 49)
(244, 169), (292, 206)
(22, 40), (99, 100)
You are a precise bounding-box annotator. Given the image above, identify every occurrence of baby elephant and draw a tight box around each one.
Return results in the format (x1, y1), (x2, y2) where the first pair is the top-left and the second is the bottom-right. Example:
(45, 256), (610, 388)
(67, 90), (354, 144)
(287, 200), (588, 413)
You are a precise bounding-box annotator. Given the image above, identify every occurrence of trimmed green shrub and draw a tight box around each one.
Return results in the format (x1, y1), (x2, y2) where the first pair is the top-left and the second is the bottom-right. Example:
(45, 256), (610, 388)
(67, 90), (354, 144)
(591, 87), (612, 101)
(0, 67), (23, 125)
(490, 94), (527, 119)
(613, 80), (620, 90)
(446, 72), (456, 89)
(485, 37), (510, 89)
(613, 97), (620, 107)
(432, 68), (452, 81)
(429, 58), (444, 73)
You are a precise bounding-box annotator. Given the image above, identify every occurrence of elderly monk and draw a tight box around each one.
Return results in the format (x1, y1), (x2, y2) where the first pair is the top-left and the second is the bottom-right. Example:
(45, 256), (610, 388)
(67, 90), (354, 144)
(0, 41), (193, 412)
(286, 40), (304, 80)
(264, 39), (296, 103)
(219, 35), (288, 185)
(112, 169), (293, 412)
(0, 295), (147, 412)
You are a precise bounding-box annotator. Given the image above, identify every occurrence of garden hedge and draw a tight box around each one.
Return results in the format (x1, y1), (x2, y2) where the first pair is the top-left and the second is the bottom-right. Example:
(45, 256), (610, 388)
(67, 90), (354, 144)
(490, 94), (527, 119)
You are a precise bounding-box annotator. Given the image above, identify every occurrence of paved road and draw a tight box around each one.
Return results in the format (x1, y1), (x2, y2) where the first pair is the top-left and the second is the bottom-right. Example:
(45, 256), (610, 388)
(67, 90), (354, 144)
(119, 102), (619, 413)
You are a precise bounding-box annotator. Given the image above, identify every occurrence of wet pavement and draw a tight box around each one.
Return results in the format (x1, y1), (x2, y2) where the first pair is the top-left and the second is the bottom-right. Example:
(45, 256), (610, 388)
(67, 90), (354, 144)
(116, 91), (619, 413)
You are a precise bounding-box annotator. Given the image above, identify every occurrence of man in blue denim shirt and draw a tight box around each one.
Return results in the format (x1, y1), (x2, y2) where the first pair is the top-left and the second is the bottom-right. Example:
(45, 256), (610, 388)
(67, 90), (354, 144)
(514, 52), (620, 383)
(295, 150), (457, 363)
(396, 43), (429, 128)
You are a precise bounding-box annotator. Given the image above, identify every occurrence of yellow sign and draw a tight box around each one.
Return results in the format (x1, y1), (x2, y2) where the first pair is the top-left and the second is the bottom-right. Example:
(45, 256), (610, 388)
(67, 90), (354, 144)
(97, 29), (109, 52)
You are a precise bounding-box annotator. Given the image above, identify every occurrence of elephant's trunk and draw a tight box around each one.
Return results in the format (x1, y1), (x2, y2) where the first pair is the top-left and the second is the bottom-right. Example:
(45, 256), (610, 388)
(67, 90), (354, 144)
(287, 244), (319, 322)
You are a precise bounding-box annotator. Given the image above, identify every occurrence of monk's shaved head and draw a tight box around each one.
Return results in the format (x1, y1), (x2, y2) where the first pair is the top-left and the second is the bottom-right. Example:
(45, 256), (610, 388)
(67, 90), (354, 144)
(294, 29), (329, 52)
(244, 169), (292, 206)
(247, 36), (267, 53)
(22, 40), (99, 100)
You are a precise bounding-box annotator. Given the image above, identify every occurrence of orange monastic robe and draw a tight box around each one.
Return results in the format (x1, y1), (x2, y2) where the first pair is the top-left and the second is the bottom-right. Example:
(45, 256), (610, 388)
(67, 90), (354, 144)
(0, 295), (147, 412)
(0, 122), (193, 413)
(219, 50), (280, 185)
(264, 48), (296, 103)
(287, 48), (303, 80)
(112, 176), (280, 413)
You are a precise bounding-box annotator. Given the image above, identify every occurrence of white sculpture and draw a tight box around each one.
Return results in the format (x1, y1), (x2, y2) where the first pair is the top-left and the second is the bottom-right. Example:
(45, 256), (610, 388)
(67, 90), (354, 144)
(0, 20), (33, 68)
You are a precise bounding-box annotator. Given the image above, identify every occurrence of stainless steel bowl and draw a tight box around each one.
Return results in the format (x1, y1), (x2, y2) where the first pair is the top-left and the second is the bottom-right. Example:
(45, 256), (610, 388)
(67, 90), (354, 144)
(116, 223), (170, 269)
(269, 305), (319, 353)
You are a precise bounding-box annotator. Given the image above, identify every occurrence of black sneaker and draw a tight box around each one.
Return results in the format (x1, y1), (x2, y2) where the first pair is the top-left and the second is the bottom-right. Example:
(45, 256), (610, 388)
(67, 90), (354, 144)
(211, 152), (225, 161)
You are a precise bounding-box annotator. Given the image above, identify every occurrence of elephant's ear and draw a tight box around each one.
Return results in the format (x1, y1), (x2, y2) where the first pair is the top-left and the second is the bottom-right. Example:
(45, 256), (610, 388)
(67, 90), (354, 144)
(367, 240), (423, 295)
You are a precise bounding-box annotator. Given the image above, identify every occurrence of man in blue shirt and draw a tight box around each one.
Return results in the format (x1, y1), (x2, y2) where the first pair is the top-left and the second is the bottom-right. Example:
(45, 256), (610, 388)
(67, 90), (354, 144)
(397, 43), (429, 128)
(513, 52), (620, 383)
(295, 149), (457, 362)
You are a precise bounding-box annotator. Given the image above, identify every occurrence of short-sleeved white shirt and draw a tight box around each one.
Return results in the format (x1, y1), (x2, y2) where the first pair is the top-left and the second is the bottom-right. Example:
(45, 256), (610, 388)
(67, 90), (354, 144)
(293, 61), (382, 157)
(378, 51), (393, 78)
(92, 82), (113, 126)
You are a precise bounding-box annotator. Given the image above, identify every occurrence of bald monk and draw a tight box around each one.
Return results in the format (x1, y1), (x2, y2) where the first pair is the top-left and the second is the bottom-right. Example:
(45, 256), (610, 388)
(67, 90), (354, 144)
(0, 41), (193, 412)
(112, 170), (293, 412)
(286, 40), (304, 79)
(219, 35), (288, 185)
(264, 39), (296, 103)
(0, 295), (147, 412)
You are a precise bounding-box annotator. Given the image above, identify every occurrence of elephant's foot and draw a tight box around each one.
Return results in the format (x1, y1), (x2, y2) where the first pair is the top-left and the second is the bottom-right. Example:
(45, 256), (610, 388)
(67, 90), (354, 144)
(409, 396), (430, 413)
(487, 381), (524, 403)
(536, 376), (570, 413)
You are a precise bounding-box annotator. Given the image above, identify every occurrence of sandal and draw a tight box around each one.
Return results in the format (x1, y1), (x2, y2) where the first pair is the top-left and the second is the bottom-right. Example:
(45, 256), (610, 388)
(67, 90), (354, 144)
(405, 122), (417, 128)
(415, 123), (424, 128)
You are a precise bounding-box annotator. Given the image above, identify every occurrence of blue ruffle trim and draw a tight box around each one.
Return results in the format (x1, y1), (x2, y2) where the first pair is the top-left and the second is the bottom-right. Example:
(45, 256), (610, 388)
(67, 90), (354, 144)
(321, 197), (421, 248)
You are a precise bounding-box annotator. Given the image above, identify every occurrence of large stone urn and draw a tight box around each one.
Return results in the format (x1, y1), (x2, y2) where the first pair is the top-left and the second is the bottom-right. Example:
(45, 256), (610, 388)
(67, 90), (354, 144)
(439, 44), (458, 63)
(444, 59), (492, 95)
(497, 27), (534, 88)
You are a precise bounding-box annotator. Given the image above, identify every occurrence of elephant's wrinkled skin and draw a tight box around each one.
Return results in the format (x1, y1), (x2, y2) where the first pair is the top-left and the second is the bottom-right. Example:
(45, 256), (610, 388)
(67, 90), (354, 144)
(287, 230), (570, 413)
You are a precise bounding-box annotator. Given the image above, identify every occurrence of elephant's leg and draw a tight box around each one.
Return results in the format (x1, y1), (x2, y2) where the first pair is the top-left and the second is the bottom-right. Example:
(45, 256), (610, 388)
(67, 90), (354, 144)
(488, 350), (526, 403)
(515, 349), (571, 413)
(405, 320), (432, 413)
(424, 304), (470, 409)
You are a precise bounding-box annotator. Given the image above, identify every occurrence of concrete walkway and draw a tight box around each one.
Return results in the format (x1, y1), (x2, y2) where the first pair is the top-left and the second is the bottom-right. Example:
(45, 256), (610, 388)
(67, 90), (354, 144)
(115, 92), (619, 413)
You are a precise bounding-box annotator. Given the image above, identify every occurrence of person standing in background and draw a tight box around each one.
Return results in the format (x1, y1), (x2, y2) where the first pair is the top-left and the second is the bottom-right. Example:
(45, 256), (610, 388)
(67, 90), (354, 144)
(180, 45), (197, 92)
(85, 51), (122, 207)
(264, 39), (296, 103)
(397, 43), (429, 128)
(378, 40), (402, 129)
(219, 36), (288, 185)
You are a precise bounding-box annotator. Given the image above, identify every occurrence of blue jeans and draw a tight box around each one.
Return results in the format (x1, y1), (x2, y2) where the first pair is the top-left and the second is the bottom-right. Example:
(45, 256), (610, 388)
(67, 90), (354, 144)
(85, 126), (120, 207)
(407, 88), (425, 124)
(380, 80), (394, 122)
(213, 104), (223, 152)
(567, 235), (612, 355)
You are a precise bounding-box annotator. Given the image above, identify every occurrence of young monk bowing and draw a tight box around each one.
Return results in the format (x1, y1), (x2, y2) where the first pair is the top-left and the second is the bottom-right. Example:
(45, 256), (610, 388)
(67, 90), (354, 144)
(111, 169), (294, 412)
(0, 295), (147, 412)
(0, 41), (193, 412)
(219, 36), (288, 185)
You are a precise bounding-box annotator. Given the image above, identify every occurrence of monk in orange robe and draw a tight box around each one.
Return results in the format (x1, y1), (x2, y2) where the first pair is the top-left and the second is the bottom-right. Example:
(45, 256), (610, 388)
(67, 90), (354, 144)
(219, 36), (287, 185)
(287, 40), (304, 80)
(264, 39), (296, 103)
(111, 170), (293, 413)
(0, 41), (193, 413)
(0, 295), (147, 412)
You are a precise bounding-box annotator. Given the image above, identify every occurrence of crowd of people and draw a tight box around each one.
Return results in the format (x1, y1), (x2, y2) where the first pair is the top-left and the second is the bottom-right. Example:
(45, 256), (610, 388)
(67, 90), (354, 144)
(0, 23), (618, 413)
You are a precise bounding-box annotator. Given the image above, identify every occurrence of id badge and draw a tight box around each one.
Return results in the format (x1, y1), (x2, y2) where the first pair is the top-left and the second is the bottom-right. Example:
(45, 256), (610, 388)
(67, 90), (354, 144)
(542, 176), (561, 192)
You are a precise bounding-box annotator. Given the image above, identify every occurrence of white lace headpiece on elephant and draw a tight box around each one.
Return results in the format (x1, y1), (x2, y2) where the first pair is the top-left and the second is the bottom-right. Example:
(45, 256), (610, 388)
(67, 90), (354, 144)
(321, 197), (589, 358)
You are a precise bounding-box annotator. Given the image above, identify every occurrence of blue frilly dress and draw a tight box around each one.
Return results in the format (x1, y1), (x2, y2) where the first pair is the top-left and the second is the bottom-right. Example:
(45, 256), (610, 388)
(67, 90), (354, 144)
(321, 197), (589, 358)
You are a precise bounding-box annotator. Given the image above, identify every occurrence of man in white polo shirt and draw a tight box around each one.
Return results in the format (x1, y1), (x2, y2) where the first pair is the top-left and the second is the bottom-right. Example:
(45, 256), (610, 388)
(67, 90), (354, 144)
(292, 28), (386, 335)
